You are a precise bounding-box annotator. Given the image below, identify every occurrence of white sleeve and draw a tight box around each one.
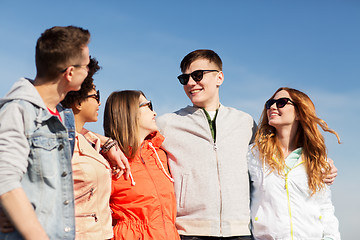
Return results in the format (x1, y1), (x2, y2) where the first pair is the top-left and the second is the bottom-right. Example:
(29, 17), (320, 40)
(319, 185), (341, 240)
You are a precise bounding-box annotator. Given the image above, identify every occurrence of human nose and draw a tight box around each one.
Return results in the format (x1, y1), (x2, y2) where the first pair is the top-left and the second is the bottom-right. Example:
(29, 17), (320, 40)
(187, 75), (197, 85)
(269, 102), (277, 109)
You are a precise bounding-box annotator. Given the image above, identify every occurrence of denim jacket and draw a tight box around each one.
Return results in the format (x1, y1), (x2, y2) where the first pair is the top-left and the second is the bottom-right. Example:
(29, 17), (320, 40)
(0, 78), (76, 239)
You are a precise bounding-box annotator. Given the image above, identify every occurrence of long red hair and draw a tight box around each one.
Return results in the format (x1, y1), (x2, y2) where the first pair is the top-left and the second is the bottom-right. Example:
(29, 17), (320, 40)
(254, 87), (340, 194)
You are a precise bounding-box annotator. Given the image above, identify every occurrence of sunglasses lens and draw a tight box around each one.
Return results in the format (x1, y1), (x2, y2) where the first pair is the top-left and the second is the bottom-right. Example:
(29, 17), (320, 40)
(191, 70), (204, 81)
(277, 98), (288, 108)
(265, 99), (275, 109)
(97, 91), (100, 103)
(148, 102), (153, 111)
(178, 74), (189, 85)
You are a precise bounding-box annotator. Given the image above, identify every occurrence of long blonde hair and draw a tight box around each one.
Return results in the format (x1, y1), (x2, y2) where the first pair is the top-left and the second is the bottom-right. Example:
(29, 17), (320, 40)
(254, 87), (340, 194)
(103, 90), (145, 159)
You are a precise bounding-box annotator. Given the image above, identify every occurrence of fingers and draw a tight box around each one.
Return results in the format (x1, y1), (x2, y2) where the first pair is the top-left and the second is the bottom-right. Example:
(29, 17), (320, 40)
(103, 144), (131, 180)
(330, 163), (338, 175)
(323, 157), (338, 185)
(118, 151), (130, 180)
(324, 172), (337, 185)
(111, 167), (124, 179)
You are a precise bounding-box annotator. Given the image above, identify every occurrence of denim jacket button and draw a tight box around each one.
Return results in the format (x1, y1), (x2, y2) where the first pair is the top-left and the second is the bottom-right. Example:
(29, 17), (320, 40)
(58, 143), (64, 150)
(63, 200), (69, 205)
(64, 226), (71, 232)
(61, 172), (67, 177)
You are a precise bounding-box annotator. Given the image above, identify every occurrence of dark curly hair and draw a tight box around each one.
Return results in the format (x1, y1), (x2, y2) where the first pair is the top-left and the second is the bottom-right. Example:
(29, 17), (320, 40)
(61, 57), (101, 108)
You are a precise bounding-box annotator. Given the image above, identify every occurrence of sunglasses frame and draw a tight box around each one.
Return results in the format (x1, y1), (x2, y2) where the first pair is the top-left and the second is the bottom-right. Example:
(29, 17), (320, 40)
(177, 70), (219, 85)
(86, 90), (100, 104)
(139, 100), (153, 111)
(265, 97), (295, 110)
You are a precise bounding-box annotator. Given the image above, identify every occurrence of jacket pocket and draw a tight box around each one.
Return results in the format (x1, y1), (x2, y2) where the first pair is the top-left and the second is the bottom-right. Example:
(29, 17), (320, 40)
(179, 174), (189, 209)
(76, 213), (98, 222)
(75, 187), (95, 201)
(75, 212), (101, 236)
(28, 136), (59, 178)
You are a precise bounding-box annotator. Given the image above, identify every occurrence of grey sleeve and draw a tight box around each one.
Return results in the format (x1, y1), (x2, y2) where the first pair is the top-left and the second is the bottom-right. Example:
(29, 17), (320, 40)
(0, 102), (29, 195)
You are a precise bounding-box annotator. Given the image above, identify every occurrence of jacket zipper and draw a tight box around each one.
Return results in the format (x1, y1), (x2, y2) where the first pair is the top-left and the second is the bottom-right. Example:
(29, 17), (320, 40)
(214, 142), (222, 234)
(75, 213), (98, 222)
(140, 144), (170, 240)
(74, 187), (94, 200)
(203, 109), (222, 234)
(284, 161), (304, 240)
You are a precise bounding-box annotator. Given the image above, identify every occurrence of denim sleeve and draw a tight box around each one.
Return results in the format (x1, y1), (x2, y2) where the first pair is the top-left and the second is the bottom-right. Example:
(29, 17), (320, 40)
(0, 102), (29, 195)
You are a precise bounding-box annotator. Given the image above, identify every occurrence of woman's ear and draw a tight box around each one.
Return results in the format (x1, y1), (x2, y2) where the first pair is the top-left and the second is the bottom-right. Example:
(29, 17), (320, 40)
(72, 102), (82, 113)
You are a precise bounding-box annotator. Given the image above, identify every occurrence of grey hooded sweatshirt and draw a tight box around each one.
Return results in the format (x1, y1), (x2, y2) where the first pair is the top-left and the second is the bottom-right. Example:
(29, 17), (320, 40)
(157, 105), (256, 237)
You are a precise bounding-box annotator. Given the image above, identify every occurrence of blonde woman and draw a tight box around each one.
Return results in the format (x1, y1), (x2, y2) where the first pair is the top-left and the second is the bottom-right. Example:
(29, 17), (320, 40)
(248, 87), (341, 240)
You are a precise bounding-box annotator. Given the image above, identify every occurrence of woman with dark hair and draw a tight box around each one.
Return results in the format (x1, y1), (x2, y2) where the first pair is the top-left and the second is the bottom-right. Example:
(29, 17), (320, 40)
(103, 90), (180, 240)
(248, 87), (341, 239)
(61, 58), (113, 240)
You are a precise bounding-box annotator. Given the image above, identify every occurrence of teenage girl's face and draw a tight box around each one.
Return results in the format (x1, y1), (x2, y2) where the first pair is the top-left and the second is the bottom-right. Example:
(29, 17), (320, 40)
(79, 88), (100, 123)
(138, 95), (157, 138)
(267, 90), (298, 130)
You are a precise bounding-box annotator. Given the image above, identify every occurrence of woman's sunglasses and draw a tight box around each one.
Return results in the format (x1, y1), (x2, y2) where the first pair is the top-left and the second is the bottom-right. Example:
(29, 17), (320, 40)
(265, 97), (295, 109)
(139, 100), (153, 111)
(86, 90), (100, 104)
(177, 70), (219, 85)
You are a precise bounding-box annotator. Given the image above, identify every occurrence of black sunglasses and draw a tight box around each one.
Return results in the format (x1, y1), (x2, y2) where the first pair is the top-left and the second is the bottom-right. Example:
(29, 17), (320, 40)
(139, 100), (153, 111)
(265, 97), (295, 109)
(86, 90), (100, 104)
(177, 70), (219, 85)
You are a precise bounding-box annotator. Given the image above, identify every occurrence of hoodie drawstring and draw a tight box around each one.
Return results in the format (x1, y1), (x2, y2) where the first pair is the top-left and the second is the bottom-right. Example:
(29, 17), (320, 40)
(148, 142), (174, 182)
(129, 171), (136, 186)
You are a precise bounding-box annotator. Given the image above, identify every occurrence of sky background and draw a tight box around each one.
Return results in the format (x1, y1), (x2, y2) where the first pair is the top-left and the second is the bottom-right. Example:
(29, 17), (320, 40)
(1, 1), (359, 238)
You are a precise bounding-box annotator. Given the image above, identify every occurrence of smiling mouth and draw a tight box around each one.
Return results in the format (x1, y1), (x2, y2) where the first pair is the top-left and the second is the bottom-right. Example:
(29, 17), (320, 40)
(190, 89), (202, 94)
(269, 112), (280, 118)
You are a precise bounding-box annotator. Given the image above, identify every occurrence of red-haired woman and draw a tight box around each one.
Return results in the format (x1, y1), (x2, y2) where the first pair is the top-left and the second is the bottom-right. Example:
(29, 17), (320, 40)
(248, 87), (341, 240)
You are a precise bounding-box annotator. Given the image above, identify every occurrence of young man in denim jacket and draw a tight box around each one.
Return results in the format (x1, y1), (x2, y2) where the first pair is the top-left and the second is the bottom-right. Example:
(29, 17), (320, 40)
(0, 26), (90, 240)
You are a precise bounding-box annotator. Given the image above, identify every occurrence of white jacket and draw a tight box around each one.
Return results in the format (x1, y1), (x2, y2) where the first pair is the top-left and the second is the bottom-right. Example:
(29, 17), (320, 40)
(247, 145), (341, 240)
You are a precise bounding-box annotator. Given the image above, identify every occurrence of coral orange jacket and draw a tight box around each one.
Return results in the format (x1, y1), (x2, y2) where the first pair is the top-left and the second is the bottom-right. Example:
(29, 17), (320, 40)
(110, 131), (180, 240)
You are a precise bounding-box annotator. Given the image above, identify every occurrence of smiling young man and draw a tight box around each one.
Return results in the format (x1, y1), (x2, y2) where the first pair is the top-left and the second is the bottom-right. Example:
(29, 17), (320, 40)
(0, 26), (90, 240)
(157, 49), (257, 239)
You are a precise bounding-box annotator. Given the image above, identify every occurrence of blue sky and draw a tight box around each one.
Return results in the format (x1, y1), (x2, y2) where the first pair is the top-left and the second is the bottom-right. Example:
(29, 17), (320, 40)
(1, 1), (359, 238)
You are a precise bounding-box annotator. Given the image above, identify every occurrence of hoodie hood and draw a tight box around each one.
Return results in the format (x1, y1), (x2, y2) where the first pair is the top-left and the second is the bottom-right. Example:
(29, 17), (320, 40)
(0, 78), (46, 109)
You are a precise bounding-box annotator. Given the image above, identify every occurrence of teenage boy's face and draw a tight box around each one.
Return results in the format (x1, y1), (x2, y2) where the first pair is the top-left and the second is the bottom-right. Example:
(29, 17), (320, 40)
(183, 58), (223, 111)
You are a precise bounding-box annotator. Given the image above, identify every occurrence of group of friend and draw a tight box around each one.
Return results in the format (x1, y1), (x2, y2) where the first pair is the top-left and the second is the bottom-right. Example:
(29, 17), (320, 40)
(0, 25), (341, 240)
